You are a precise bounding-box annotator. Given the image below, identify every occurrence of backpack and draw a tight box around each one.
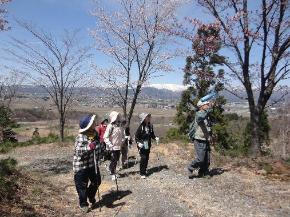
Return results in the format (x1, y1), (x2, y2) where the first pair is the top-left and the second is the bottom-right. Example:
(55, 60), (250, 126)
(188, 121), (196, 141)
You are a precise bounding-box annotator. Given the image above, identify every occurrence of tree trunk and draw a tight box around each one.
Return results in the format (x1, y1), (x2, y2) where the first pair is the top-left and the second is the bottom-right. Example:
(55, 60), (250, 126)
(248, 105), (263, 156)
(59, 115), (65, 142)
(128, 84), (142, 125)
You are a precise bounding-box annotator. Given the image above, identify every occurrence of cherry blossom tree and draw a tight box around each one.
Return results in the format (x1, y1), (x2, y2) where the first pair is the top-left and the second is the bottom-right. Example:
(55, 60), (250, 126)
(164, 0), (289, 155)
(195, 0), (290, 155)
(91, 0), (183, 124)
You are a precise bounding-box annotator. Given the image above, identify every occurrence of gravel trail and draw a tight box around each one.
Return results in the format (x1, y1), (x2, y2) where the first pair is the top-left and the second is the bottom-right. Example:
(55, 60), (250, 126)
(1, 143), (290, 217)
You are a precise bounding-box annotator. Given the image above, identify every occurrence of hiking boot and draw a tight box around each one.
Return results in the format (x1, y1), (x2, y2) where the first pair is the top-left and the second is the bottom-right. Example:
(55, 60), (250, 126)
(111, 174), (120, 181)
(197, 169), (210, 177)
(90, 201), (99, 210)
(188, 168), (198, 179)
(198, 169), (211, 178)
(121, 163), (127, 169)
(80, 206), (90, 213)
(104, 163), (111, 172)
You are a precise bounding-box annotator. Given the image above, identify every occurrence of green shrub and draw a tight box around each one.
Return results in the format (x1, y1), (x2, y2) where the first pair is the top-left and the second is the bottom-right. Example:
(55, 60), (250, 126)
(0, 158), (18, 201)
(0, 133), (74, 153)
(258, 162), (273, 173)
(224, 113), (240, 121)
(165, 128), (190, 142)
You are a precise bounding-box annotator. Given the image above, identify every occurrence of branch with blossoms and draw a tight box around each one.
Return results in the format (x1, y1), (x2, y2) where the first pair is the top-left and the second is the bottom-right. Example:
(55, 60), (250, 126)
(91, 0), (184, 123)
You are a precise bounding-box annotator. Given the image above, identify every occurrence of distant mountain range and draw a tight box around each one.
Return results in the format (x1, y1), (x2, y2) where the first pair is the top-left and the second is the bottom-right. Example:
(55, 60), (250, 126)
(17, 84), (290, 104)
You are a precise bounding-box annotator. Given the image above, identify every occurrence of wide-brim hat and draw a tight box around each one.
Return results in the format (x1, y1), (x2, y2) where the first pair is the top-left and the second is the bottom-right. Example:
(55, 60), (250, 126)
(109, 111), (120, 124)
(139, 113), (151, 124)
(79, 115), (96, 133)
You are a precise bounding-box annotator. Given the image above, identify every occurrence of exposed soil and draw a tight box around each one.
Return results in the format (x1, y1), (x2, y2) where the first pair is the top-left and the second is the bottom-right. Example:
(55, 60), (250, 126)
(0, 142), (290, 217)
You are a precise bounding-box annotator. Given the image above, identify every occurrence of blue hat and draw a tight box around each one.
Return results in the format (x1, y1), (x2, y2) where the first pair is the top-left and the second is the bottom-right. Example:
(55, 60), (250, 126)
(79, 115), (96, 133)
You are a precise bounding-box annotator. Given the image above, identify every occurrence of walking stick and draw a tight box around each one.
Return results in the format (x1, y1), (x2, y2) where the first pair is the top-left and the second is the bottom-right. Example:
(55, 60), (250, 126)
(127, 138), (130, 169)
(156, 138), (160, 161)
(93, 149), (101, 212)
(115, 174), (119, 193)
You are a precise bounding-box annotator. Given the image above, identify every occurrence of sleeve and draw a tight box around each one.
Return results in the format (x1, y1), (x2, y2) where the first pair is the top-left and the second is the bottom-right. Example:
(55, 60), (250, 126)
(104, 124), (113, 148)
(74, 135), (90, 156)
(95, 126), (100, 135)
(94, 135), (105, 160)
(150, 124), (156, 140)
(135, 125), (143, 144)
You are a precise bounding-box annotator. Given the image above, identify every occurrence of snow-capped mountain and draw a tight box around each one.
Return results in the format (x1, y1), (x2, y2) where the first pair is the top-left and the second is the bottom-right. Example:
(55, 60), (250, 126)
(146, 83), (188, 92)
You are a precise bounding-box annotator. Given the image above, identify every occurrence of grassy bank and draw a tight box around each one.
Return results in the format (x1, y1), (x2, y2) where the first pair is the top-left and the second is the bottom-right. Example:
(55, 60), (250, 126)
(0, 133), (74, 154)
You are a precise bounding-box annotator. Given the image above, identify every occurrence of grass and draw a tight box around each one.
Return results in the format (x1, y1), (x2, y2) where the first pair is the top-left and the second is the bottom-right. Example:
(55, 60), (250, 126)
(163, 127), (190, 143)
(0, 133), (75, 154)
(0, 158), (18, 201)
(258, 162), (273, 173)
(284, 157), (290, 166)
(32, 187), (43, 196)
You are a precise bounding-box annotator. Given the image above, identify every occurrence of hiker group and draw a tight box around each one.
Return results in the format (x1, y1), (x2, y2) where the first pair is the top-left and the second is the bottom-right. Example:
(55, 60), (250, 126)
(72, 98), (214, 213)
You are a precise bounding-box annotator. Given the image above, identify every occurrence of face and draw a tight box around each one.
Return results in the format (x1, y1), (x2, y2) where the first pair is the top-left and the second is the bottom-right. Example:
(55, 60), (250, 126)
(200, 103), (210, 110)
(144, 115), (151, 124)
(115, 114), (120, 121)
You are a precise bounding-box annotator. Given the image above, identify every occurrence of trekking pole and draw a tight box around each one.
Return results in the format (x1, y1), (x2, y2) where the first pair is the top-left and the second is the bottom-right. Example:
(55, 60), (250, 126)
(115, 174), (119, 193)
(156, 137), (160, 161)
(127, 138), (130, 169)
(93, 149), (101, 212)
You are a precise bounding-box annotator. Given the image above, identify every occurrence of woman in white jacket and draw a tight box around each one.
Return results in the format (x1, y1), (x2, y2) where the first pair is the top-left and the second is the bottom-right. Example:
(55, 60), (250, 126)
(104, 111), (125, 180)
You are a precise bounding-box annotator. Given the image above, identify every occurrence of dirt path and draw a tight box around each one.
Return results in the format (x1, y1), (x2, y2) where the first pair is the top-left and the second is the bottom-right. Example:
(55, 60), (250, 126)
(1, 143), (290, 217)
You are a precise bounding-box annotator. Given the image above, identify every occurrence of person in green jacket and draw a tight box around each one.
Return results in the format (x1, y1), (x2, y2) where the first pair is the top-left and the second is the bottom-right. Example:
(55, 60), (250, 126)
(188, 100), (214, 178)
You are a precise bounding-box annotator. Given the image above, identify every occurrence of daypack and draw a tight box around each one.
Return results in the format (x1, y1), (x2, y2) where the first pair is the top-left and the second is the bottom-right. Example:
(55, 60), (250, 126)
(188, 121), (196, 141)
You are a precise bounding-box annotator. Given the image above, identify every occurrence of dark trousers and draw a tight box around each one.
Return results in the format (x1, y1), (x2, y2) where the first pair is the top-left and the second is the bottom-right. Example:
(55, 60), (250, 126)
(109, 150), (120, 174)
(121, 145), (128, 166)
(188, 140), (210, 175)
(74, 166), (101, 207)
(139, 148), (150, 175)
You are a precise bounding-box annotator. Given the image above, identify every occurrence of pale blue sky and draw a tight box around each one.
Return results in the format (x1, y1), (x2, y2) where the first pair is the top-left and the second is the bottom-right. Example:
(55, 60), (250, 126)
(0, 0), (201, 85)
(0, 0), (289, 87)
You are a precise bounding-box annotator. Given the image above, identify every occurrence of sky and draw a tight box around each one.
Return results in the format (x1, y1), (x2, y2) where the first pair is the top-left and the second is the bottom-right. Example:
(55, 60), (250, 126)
(0, 0), (202, 86)
(0, 0), (289, 87)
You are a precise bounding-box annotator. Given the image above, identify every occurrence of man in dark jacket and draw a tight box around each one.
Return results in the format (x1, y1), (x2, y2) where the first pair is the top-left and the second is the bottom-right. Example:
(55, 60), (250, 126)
(135, 113), (159, 179)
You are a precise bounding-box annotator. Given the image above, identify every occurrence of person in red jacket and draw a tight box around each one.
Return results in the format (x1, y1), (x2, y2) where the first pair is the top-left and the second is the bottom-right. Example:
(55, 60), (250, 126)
(95, 115), (109, 161)
(96, 115), (108, 144)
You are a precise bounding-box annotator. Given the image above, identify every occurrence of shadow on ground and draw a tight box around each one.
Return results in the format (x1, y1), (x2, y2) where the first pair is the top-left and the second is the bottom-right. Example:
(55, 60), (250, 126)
(92, 190), (132, 210)
(126, 156), (139, 169)
(147, 165), (169, 176)
(119, 165), (169, 178)
(210, 167), (229, 176)
(25, 158), (71, 175)
(189, 167), (228, 179)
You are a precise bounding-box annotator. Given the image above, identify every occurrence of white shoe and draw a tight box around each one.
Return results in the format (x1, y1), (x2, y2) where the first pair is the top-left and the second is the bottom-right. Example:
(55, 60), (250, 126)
(106, 166), (110, 172)
(111, 175), (116, 181)
(140, 175), (146, 179)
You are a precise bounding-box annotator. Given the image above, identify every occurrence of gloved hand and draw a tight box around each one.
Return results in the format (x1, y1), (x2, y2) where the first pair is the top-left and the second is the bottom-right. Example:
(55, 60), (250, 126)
(155, 137), (160, 143)
(87, 141), (96, 150)
(137, 142), (144, 148)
